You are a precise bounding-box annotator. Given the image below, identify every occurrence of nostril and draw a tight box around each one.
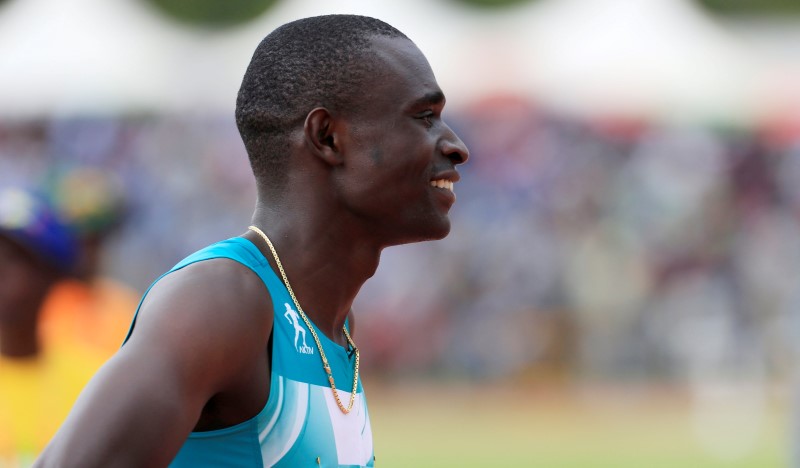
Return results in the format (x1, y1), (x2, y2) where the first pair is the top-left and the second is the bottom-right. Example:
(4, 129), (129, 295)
(447, 143), (469, 165)
(447, 150), (466, 165)
(441, 140), (468, 165)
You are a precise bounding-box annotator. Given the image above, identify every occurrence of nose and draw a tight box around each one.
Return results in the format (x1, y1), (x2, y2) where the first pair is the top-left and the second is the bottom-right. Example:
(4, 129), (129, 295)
(440, 123), (469, 165)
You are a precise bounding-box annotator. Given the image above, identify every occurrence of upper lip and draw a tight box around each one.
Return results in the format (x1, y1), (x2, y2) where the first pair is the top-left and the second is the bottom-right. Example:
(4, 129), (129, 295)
(430, 170), (460, 184)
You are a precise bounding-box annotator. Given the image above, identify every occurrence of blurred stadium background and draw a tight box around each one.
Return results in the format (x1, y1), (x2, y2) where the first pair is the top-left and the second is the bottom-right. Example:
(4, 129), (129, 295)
(2, 0), (800, 466)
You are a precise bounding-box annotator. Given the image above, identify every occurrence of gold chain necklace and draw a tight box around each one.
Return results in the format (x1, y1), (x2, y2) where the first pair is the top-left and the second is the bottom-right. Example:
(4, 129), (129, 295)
(248, 225), (360, 414)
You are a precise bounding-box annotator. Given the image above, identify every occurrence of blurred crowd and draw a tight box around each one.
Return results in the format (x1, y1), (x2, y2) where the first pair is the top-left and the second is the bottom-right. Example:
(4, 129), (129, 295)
(1, 99), (799, 390)
(356, 96), (800, 387)
(0, 165), (138, 464)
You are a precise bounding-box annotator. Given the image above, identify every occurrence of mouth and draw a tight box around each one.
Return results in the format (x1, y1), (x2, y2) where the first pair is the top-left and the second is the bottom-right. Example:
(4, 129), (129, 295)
(430, 179), (454, 193)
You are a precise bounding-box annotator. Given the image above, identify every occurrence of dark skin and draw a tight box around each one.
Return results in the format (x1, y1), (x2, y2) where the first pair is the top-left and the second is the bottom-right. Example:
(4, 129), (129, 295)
(0, 236), (61, 358)
(35, 35), (468, 468)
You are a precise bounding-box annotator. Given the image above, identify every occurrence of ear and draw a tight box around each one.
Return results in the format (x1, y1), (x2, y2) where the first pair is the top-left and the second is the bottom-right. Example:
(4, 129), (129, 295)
(303, 107), (344, 166)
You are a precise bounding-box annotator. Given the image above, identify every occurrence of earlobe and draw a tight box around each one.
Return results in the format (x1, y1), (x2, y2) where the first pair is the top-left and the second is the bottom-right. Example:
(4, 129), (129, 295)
(304, 107), (344, 166)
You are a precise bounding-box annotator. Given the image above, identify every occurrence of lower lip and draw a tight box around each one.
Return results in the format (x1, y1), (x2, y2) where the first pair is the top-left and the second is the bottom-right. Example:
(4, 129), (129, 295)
(432, 185), (456, 206)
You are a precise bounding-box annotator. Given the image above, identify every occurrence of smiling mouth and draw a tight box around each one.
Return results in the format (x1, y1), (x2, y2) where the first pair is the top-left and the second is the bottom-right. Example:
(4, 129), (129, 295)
(430, 179), (454, 192)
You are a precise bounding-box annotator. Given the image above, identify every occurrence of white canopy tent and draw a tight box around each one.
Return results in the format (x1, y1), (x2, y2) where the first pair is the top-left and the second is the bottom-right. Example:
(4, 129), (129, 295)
(0, 0), (796, 123)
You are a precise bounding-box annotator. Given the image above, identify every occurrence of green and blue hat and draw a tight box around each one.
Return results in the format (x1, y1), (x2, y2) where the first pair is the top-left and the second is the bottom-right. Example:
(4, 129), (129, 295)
(0, 187), (78, 273)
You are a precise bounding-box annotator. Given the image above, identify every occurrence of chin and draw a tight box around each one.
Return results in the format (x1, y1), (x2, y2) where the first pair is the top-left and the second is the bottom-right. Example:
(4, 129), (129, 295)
(428, 213), (453, 238)
(402, 218), (452, 245)
(383, 209), (453, 246)
(430, 222), (451, 240)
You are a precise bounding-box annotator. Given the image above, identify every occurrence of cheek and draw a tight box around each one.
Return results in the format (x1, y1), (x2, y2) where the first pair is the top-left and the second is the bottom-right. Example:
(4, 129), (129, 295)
(340, 135), (430, 205)
(369, 147), (385, 165)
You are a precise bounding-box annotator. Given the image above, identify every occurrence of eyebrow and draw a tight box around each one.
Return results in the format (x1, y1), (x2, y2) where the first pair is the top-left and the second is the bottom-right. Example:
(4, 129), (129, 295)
(411, 91), (445, 108)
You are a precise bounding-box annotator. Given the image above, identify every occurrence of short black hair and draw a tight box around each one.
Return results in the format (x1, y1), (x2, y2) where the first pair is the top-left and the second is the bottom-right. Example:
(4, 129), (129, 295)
(235, 15), (409, 191)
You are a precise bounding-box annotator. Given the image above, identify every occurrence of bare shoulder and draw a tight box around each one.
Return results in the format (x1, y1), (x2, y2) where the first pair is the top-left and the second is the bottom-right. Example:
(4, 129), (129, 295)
(138, 257), (273, 326)
(128, 257), (274, 374)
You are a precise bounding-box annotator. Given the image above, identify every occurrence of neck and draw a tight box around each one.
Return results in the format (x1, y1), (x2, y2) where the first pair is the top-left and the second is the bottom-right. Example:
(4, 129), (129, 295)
(248, 207), (382, 344)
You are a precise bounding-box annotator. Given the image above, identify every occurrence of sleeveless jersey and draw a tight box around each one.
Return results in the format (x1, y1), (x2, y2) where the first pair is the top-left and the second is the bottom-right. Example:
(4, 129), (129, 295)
(126, 237), (375, 467)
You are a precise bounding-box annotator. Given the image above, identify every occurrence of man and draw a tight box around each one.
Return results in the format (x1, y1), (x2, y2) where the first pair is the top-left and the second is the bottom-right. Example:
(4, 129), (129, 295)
(0, 187), (106, 466)
(36, 14), (468, 467)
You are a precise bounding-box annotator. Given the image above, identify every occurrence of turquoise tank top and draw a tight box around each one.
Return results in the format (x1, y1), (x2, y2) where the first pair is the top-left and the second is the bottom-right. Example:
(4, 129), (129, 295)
(127, 237), (375, 467)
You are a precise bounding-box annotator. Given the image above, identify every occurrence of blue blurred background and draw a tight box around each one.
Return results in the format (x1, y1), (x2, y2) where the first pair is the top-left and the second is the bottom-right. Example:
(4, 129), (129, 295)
(2, 0), (800, 466)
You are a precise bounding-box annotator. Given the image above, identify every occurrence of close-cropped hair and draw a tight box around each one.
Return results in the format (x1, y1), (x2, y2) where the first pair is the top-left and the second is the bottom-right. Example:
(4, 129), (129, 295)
(236, 14), (409, 189)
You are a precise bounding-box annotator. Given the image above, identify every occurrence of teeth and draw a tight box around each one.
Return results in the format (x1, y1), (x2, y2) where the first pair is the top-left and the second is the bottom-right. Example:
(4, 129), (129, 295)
(430, 179), (454, 192)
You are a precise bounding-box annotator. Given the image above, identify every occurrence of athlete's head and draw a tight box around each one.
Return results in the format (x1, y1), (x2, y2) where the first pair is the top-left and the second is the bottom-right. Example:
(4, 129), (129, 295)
(235, 15), (409, 192)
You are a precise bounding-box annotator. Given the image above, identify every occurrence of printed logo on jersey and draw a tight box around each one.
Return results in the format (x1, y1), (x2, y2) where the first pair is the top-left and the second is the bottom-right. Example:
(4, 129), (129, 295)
(284, 303), (314, 354)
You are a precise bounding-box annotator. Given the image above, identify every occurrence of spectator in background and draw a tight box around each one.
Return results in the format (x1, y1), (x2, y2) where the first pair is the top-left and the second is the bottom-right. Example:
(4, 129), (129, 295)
(0, 187), (106, 467)
(39, 167), (138, 354)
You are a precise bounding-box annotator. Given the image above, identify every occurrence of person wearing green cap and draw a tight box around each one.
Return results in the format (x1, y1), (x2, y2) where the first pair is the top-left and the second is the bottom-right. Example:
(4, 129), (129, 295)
(0, 187), (107, 467)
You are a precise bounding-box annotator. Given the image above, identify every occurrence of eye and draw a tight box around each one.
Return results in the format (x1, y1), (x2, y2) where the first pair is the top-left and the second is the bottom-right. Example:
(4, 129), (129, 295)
(417, 111), (434, 128)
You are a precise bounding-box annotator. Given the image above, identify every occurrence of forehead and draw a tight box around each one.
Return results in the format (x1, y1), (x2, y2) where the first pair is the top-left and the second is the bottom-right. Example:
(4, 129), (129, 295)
(364, 36), (442, 106)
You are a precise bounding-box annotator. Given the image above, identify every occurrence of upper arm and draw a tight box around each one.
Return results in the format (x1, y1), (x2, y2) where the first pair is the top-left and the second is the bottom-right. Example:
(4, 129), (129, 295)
(36, 258), (273, 468)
